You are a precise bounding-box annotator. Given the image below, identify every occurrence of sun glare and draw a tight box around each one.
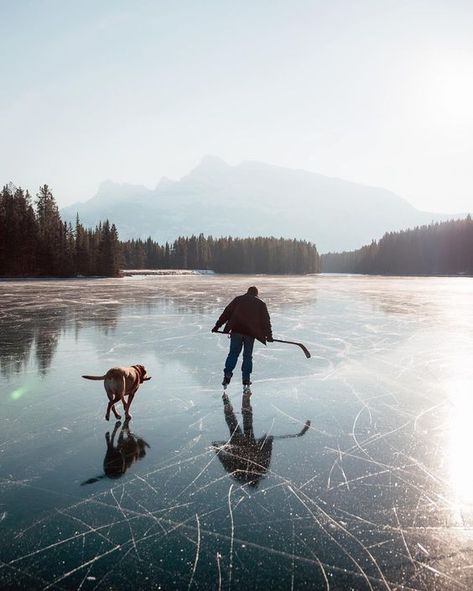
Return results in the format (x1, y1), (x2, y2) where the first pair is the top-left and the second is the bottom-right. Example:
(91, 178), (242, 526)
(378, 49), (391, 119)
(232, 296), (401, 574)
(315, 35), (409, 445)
(423, 55), (473, 124)
(447, 379), (473, 508)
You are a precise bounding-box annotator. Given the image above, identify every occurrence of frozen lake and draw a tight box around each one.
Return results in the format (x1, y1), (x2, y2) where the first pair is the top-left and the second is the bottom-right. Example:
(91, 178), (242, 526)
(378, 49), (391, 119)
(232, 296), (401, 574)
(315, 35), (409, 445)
(1, 274), (473, 590)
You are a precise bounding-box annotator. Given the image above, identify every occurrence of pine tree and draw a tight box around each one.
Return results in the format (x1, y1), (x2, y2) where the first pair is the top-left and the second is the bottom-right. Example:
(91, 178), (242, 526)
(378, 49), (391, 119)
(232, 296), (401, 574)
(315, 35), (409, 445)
(35, 184), (63, 275)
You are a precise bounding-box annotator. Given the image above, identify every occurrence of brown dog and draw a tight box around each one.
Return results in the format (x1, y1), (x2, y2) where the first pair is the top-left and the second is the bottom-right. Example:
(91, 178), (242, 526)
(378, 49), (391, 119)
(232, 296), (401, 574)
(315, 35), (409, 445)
(82, 365), (151, 421)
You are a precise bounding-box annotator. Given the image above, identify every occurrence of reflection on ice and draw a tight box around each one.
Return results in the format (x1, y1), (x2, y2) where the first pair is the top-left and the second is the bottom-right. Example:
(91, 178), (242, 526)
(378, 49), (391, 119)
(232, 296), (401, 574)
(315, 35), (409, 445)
(82, 419), (150, 485)
(213, 392), (310, 488)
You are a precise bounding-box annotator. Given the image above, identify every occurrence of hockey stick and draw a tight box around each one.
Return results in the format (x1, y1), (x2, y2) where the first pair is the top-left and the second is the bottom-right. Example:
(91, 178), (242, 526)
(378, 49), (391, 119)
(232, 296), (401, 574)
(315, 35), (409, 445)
(213, 330), (311, 359)
(273, 420), (311, 439)
(272, 338), (311, 359)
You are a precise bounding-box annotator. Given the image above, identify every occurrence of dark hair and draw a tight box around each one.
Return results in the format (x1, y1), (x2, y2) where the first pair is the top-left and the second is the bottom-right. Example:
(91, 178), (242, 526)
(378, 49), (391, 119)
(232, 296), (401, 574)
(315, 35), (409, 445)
(247, 286), (258, 296)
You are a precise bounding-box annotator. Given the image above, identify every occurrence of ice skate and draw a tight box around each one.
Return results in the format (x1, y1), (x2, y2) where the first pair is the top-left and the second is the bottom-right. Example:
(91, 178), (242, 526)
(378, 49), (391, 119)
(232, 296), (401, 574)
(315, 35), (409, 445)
(222, 373), (231, 390)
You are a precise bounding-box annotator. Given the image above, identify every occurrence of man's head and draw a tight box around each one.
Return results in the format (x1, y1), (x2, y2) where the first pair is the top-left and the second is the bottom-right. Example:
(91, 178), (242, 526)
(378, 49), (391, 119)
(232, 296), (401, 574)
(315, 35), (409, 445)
(247, 286), (258, 296)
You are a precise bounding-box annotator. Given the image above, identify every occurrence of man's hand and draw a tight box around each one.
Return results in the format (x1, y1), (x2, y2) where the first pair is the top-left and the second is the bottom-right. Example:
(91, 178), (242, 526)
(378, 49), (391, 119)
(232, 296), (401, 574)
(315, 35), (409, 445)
(266, 336), (274, 342)
(211, 326), (219, 333)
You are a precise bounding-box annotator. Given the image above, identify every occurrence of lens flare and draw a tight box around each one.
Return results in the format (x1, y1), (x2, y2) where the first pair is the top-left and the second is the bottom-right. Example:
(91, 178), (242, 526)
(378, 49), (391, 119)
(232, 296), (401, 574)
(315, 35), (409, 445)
(10, 386), (28, 401)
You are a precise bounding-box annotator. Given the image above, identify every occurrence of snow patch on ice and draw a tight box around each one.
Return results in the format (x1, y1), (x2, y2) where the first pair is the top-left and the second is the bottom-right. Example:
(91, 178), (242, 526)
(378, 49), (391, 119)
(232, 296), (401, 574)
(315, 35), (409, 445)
(122, 269), (215, 277)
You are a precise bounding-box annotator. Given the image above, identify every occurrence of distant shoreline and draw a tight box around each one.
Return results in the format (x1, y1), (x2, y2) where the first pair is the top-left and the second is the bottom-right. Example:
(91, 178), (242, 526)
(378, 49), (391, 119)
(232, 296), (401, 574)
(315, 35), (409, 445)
(0, 269), (216, 280)
(1, 271), (471, 282)
(122, 269), (215, 276)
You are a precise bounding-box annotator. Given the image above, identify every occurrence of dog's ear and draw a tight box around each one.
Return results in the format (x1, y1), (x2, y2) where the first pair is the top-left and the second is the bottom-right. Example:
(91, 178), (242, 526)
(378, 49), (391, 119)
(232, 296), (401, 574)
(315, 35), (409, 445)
(136, 364), (146, 383)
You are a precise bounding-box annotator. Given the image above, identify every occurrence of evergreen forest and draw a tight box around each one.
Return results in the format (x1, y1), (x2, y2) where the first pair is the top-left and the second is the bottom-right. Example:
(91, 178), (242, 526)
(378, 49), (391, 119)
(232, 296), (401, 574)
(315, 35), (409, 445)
(1, 184), (320, 276)
(0, 184), (121, 277)
(121, 235), (320, 274)
(321, 217), (473, 275)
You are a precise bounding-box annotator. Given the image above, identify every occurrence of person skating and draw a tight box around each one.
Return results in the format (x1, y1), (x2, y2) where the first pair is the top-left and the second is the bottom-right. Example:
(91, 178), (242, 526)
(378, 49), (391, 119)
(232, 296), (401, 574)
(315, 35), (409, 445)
(211, 286), (273, 391)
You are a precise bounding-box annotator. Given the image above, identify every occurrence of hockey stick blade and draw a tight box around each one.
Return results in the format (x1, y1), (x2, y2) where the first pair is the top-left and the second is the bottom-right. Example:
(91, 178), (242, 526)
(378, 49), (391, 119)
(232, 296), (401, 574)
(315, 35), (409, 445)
(272, 339), (311, 358)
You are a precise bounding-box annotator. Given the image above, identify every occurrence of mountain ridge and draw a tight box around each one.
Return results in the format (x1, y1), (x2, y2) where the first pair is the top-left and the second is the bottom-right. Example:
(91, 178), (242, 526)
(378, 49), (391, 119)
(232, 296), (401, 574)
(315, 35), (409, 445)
(61, 157), (461, 252)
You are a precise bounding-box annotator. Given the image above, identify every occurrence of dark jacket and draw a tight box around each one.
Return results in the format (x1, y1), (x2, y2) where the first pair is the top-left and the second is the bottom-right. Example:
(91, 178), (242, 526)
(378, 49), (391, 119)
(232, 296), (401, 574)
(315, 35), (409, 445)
(215, 294), (272, 344)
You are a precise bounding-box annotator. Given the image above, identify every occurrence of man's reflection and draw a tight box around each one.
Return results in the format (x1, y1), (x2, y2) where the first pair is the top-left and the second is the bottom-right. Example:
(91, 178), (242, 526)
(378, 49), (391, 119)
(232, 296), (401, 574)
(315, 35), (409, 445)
(212, 393), (310, 488)
(81, 419), (150, 485)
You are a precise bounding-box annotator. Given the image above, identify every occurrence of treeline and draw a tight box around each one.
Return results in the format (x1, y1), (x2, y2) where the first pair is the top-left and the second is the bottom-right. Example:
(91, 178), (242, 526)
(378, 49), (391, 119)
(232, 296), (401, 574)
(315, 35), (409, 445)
(122, 235), (320, 274)
(0, 184), (121, 276)
(2, 183), (320, 276)
(321, 217), (473, 275)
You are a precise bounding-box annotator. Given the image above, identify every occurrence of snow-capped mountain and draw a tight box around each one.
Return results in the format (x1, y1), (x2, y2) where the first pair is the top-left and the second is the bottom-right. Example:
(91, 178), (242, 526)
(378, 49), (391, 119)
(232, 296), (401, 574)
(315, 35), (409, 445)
(61, 156), (459, 252)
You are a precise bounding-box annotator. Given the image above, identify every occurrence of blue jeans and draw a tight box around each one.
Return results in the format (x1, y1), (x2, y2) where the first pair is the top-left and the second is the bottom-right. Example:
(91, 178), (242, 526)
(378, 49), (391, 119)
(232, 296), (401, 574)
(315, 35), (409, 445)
(224, 333), (255, 384)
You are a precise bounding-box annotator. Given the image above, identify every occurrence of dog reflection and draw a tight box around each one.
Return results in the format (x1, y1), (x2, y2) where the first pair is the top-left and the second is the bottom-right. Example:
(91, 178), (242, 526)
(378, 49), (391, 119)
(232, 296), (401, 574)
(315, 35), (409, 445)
(212, 393), (310, 488)
(81, 419), (150, 485)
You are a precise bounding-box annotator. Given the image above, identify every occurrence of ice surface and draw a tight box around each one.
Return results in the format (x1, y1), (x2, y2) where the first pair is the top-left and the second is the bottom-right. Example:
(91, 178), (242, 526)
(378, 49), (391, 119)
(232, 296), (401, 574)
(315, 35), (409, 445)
(1, 274), (473, 589)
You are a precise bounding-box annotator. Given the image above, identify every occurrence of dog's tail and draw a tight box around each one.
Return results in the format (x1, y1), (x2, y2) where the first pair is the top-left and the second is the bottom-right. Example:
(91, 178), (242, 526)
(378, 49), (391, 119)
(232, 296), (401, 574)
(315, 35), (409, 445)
(82, 375), (106, 381)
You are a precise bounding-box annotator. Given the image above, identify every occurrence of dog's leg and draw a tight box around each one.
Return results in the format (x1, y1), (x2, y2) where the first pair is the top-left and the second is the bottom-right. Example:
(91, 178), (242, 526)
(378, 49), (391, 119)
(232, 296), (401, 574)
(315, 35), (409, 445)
(105, 395), (113, 421)
(106, 395), (121, 420)
(105, 378), (123, 421)
(114, 375), (126, 420)
(111, 395), (122, 420)
(119, 395), (128, 419)
(105, 382), (115, 421)
(124, 391), (136, 420)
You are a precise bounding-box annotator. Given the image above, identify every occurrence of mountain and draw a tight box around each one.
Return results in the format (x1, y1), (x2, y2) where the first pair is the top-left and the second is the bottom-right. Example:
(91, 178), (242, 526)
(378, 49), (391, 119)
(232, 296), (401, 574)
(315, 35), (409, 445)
(61, 156), (460, 252)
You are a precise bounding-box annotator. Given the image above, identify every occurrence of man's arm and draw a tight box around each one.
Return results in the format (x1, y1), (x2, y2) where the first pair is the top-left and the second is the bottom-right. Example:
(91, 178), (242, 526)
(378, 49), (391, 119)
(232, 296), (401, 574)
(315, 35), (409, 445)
(212, 298), (237, 332)
(262, 303), (273, 341)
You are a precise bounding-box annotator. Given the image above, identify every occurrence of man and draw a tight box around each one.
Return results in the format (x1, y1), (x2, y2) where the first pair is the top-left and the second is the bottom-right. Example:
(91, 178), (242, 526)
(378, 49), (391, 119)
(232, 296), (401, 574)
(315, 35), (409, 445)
(211, 286), (273, 391)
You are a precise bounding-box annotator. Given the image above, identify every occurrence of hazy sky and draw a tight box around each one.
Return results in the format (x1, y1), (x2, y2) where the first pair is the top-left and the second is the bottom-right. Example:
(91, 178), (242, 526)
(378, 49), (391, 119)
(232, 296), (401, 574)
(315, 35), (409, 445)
(1, 0), (472, 212)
